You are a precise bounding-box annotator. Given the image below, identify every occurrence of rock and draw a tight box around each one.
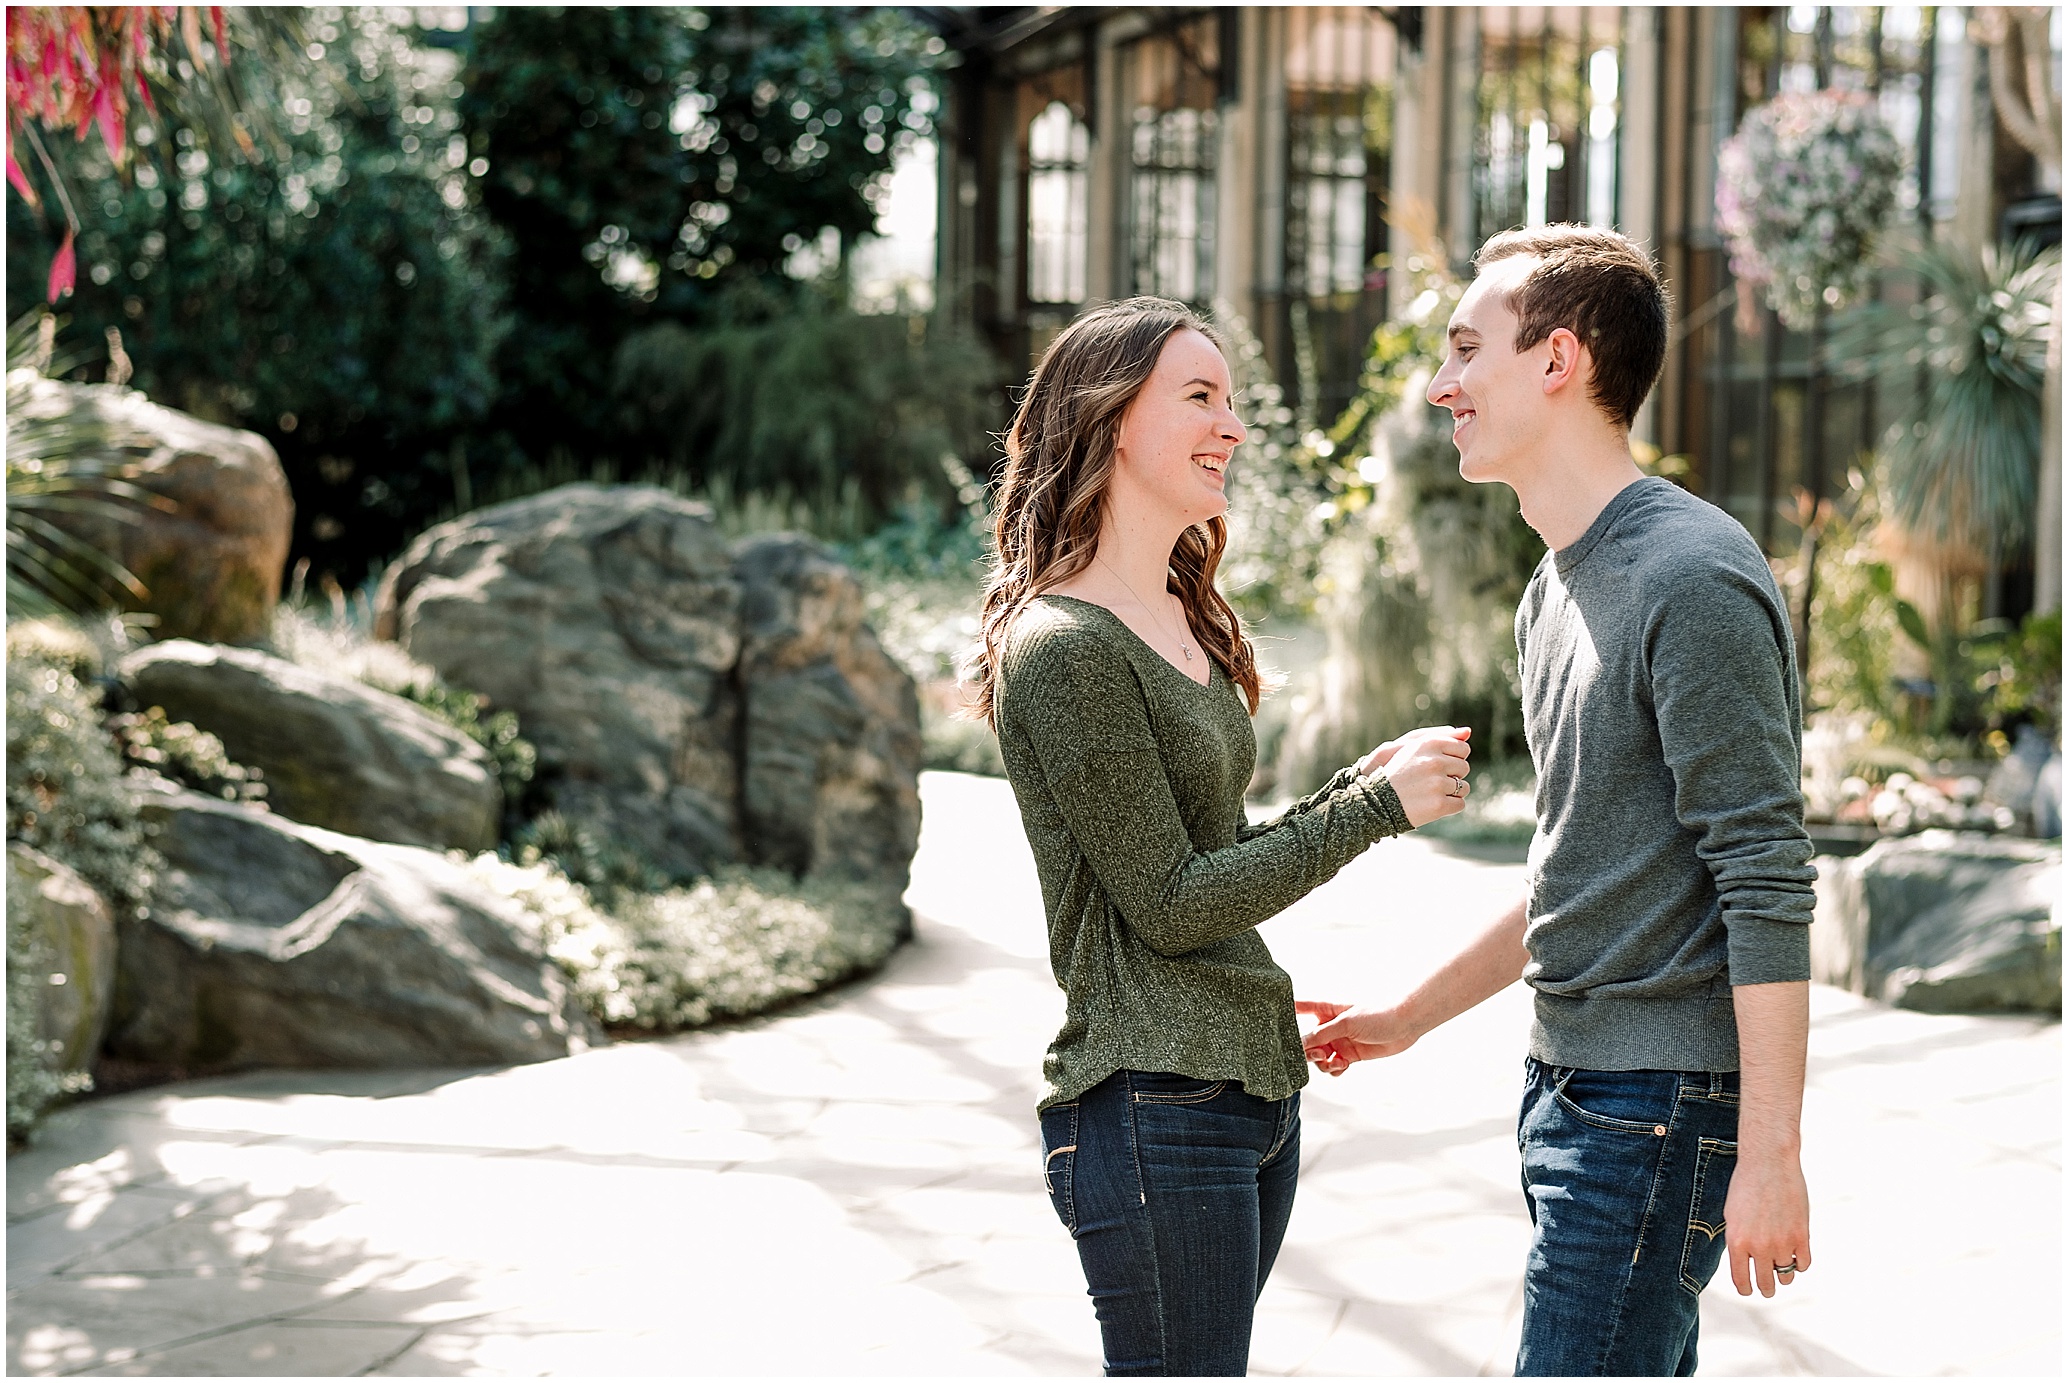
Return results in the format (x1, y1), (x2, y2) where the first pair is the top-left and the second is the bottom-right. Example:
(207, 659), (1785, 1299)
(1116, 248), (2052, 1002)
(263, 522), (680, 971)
(120, 640), (501, 853)
(736, 535), (923, 896)
(1984, 724), (2063, 839)
(10, 373), (292, 645)
(105, 783), (600, 1072)
(6, 846), (117, 1079)
(374, 485), (922, 899)
(1812, 830), (2061, 1014)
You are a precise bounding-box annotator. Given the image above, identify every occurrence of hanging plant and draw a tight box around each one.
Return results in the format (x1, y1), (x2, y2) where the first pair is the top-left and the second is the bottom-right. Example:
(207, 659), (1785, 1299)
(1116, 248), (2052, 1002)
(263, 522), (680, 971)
(1716, 89), (1903, 329)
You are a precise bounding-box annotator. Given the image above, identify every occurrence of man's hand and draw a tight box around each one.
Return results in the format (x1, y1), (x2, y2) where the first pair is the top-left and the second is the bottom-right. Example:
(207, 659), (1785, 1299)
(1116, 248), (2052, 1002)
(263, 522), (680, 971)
(1726, 979), (1812, 1297)
(1294, 899), (1530, 1077)
(1723, 1151), (1811, 1297)
(1296, 999), (1421, 1075)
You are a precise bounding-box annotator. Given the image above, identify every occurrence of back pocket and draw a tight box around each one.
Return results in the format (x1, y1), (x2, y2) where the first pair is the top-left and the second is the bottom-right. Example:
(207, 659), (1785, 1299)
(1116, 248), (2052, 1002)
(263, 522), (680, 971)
(1039, 1102), (1079, 1235)
(1679, 1137), (1737, 1295)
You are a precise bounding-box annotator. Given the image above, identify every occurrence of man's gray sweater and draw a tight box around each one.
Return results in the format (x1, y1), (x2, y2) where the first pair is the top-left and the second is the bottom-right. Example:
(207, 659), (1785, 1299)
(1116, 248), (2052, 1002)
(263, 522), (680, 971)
(1516, 476), (1816, 1073)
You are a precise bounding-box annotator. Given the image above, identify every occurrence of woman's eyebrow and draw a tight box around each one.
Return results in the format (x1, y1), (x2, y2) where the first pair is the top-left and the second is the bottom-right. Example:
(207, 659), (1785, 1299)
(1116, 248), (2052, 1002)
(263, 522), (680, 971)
(1181, 377), (1221, 391)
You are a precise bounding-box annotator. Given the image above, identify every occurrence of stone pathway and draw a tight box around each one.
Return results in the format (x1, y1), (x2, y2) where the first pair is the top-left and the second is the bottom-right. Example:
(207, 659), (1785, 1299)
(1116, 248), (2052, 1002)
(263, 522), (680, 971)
(8, 772), (2060, 1376)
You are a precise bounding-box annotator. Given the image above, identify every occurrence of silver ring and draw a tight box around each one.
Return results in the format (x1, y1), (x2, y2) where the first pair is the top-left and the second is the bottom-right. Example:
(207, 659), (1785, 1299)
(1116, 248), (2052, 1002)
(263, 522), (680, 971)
(1775, 1259), (1800, 1275)
(1449, 775), (1466, 797)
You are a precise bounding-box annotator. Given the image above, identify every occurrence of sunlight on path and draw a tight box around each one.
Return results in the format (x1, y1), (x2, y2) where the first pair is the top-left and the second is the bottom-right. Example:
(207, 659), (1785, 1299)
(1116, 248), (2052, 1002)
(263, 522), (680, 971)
(6, 772), (2058, 1375)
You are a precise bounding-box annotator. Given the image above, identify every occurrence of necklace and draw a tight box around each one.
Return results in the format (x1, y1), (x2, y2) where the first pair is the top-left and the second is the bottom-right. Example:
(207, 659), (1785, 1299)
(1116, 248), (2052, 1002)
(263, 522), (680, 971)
(1098, 553), (1197, 662)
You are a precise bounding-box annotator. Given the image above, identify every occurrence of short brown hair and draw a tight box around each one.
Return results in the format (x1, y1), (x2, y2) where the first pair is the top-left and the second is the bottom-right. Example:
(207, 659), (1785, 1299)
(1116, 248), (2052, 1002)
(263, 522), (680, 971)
(1473, 225), (1669, 430)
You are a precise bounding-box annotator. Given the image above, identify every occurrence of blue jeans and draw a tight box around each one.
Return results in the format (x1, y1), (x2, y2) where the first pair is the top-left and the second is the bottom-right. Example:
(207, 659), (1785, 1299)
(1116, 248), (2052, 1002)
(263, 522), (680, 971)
(1515, 1058), (1742, 1377)
(1039, 1070), (1301, 1377)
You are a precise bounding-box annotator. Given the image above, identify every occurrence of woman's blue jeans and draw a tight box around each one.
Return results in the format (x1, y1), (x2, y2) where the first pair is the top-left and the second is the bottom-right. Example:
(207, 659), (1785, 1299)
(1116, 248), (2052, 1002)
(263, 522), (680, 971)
(1039, 1070), (1301, 1377)
(1515, 1058), (1742, 1377)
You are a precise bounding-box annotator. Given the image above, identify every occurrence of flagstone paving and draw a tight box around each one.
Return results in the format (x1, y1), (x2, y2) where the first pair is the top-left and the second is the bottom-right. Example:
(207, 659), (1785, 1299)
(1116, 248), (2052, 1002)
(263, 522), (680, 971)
(8, 771), (2059, 1375)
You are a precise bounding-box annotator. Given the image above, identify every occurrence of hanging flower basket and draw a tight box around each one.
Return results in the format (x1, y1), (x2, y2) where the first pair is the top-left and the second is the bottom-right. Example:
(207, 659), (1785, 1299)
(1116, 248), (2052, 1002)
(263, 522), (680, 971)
(1715, 90), (1902, 330)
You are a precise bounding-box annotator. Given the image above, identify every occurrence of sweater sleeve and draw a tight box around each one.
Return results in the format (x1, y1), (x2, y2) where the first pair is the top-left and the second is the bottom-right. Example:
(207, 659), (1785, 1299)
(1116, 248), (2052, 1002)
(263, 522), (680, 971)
(1004, 622), (1408, 957)
(1646, 568), (1819, 985)
(1239, 764), (1412, 842)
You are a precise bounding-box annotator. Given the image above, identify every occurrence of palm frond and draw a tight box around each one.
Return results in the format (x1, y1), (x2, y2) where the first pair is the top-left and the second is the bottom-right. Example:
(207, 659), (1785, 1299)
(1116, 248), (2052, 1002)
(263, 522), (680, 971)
(1833, 238), (2059, 552)
(6, 312), (166, 621)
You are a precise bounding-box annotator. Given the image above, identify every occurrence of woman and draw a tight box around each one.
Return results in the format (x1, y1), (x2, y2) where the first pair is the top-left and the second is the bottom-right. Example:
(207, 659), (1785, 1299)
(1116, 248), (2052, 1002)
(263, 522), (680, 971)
(965, 297), (1473, 1376)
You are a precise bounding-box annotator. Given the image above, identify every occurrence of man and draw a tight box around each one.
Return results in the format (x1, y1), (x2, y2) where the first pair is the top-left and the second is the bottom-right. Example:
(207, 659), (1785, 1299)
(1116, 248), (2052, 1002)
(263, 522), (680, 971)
(1299, 224), (1817, 1377)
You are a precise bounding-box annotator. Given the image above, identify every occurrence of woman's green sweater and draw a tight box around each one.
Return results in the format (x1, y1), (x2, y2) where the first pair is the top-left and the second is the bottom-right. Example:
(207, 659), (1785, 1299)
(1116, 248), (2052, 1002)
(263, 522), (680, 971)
(995, 595), (1414, 1111)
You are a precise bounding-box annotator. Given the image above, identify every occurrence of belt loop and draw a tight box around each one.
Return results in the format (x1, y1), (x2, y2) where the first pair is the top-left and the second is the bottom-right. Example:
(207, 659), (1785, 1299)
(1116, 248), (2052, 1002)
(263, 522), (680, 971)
(1710, 1072), (1725, 1098)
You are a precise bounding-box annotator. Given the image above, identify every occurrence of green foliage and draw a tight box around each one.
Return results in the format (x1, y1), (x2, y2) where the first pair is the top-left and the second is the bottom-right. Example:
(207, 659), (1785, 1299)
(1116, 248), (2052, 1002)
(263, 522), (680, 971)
(513, 810), (668, 903)
(1215, 304), (1330, 623)
(1834, 238), (2059, 553)
(469, 853), (906, 1033)
(612, 294), (1003, 515)
(1806, 485), (1905, 728)
(1986, 610), (2061, 738)
(109, 706), (267, 804)
(390, 678), (536, 822)
(5, 313), (160, 621)
(1809, 476), (2061, 749)
(1325, 252), (1467, 470)
(7, 8), (508, 587)
(461, 5), (945, 475)
(7, 866), (93, 1144)
(1273, 250), (1541, 791)
(5, 635), (157, 915)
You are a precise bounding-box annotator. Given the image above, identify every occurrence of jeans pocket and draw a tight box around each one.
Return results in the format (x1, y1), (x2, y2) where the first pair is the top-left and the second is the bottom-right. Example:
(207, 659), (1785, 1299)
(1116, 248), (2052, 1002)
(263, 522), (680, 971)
(1128, 1072), (1229, 1105)
(1551, 1067), (1680, 1135)
(1039, 1103), (1079, 1235)
(1679, 1136), (1737, 1296)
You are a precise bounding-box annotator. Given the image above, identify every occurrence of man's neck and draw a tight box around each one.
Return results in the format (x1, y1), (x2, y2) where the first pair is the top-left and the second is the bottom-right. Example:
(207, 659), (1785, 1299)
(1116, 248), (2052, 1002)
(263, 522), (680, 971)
(1509, 434), (1649, 552)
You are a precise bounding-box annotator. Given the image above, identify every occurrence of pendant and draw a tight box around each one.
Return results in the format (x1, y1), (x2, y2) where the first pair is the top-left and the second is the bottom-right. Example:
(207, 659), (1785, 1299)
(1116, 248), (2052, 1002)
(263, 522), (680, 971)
(1183, 646), (1194, 660)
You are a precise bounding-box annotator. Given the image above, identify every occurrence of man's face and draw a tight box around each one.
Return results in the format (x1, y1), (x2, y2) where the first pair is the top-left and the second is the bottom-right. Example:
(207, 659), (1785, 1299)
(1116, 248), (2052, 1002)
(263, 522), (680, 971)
(1426, 257), (1550, 484)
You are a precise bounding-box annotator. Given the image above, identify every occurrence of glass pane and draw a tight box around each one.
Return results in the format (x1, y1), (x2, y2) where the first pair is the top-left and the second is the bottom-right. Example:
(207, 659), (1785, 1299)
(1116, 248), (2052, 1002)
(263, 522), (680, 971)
(1027, 101), (1089, 305)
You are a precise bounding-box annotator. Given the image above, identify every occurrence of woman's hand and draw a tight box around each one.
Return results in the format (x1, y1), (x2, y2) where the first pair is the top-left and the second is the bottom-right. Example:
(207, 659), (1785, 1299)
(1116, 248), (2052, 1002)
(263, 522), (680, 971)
(1360, 726), (1472, 828)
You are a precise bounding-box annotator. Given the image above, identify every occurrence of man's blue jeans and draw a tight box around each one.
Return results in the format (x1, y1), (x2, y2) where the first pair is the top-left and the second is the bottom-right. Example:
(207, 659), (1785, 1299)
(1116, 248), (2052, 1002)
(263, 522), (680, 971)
(1515, 1058), (1741, 1377)
(1039, 1070), (1301, 1377)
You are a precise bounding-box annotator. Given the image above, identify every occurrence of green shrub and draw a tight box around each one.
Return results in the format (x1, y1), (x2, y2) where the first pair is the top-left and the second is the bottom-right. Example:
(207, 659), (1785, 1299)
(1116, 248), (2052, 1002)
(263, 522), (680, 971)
(387, 678), (536, 819)
(512, 810), (668, 903)
(5, 638), (156, 915)
(612, 297), (1004, 522)
(468, 853), (906, 1033)
(109, 706), (268, 804)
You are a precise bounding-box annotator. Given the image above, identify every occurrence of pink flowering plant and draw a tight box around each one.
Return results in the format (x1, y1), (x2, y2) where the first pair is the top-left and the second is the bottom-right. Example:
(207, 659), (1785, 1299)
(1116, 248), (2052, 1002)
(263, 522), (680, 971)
(1716, 90), (1902, 329)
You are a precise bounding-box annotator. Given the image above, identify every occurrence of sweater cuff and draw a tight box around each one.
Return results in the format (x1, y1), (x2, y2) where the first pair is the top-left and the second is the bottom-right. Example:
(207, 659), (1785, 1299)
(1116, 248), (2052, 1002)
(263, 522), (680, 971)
(1724, 914), (1813, 986)
(1353, 770), (1414, 838)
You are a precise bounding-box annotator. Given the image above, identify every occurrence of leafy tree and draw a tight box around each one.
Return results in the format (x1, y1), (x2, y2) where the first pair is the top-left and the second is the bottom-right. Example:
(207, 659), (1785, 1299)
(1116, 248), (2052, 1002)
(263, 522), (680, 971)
(6, 8), (505, 586)
(459, 5), (942, 474)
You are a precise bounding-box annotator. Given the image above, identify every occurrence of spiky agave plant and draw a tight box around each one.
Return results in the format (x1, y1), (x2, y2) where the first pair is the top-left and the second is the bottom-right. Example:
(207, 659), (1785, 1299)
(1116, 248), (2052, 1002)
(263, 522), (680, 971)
(4, 311), (166, 621)
(1840, 238), (2059, 556)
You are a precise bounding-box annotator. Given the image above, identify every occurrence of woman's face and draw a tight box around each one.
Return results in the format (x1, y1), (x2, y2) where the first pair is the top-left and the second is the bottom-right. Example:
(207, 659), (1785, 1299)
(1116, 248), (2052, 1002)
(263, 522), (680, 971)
(1110, 328), (1248, 528)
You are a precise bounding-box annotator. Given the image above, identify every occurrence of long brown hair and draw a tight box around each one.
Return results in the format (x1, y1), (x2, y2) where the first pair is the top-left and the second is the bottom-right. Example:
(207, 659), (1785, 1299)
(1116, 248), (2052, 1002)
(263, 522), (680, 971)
(965, 296), (1262, 725)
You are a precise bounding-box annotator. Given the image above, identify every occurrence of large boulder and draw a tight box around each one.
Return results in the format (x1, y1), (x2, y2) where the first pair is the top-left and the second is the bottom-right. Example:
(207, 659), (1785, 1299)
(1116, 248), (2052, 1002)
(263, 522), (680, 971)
(106, 783), (600, 1072)
(10, 373), (292, 645)
(1812, 830), (2061, 1014)
(120, 640), (502, 853)
(736, 535), (923, 889)
(6, 846), (117, 1080)
(374, 485), (922, 897)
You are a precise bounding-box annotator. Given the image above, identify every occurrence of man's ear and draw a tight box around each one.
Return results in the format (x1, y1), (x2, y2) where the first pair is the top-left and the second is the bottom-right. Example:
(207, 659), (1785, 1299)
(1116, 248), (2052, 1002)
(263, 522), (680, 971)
(1542, 326), (1587, 396)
